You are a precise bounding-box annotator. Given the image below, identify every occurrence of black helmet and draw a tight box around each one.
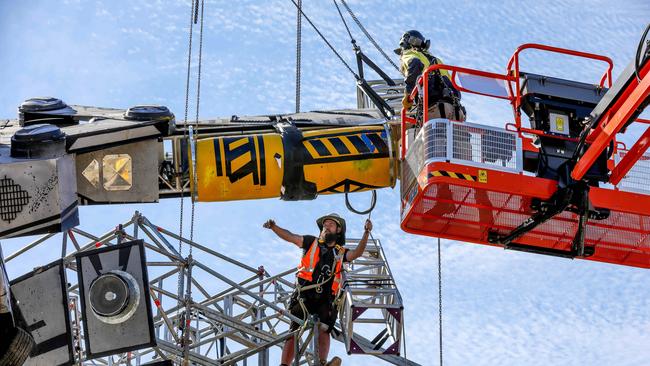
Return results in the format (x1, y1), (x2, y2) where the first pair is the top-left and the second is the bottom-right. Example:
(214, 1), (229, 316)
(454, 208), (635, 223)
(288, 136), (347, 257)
(394, 30), (430, 55)
(316, 213), (346, 245)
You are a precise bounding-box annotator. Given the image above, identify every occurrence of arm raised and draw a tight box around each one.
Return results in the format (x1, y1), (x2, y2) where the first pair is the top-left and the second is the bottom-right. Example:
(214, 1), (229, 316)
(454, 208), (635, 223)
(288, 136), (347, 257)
(263, 219), (303, 248)
(346, 219), (372, 261)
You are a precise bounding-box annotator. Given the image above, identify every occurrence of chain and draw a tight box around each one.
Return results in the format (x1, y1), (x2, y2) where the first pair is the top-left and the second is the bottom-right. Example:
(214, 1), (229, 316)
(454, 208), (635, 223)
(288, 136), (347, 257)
(295, 0), (302, 113)
(177, 0), (196, 313)
(438, 237), (443, 365)
(189, 0), (204, 254)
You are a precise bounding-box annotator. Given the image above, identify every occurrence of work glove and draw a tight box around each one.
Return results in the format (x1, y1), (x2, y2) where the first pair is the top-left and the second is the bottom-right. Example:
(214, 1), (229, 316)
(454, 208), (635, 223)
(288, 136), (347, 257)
(401, 95), (413, 110)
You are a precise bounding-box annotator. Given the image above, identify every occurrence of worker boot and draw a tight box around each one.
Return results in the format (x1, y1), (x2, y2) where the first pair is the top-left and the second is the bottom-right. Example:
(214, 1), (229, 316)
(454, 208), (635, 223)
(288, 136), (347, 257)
(325, 356), (342, 366)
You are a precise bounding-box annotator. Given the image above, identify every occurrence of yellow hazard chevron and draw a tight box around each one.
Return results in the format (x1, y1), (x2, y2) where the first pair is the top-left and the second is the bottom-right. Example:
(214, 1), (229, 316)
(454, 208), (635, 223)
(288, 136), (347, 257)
(301, 127), (389, 163)
(429, 170), (477, 181)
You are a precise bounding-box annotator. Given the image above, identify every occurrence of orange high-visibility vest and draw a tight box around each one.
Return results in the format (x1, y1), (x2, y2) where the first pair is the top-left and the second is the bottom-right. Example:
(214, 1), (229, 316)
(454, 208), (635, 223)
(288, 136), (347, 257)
(297, 239), (345, 296)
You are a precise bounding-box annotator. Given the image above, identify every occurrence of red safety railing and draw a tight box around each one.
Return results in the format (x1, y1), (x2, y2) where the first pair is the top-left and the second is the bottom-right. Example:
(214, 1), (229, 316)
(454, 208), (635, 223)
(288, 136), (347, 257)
(401, 44), (617, 160)
(506, 43), (614, 130)
(400, 64), (516, 159)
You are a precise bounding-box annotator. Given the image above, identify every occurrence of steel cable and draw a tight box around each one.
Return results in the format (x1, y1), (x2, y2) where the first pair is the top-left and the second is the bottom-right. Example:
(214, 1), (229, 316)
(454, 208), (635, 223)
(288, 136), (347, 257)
(340, 0), (400, 72)
(288, 0), (359, 80)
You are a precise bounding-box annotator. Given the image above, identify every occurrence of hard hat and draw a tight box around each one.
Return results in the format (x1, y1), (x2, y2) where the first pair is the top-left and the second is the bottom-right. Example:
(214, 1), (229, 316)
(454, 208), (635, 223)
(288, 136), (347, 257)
(394, 30), (430, 55)
(317, 213), (347, 245)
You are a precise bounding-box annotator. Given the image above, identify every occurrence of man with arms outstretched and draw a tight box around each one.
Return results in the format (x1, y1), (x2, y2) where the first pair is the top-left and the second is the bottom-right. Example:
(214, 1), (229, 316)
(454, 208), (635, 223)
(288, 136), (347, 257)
(263, 213), (372, 366)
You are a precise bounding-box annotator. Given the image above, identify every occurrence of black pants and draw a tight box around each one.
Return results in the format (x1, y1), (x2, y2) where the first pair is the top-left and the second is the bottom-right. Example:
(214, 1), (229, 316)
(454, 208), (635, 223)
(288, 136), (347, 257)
(288, 293), (337, 333)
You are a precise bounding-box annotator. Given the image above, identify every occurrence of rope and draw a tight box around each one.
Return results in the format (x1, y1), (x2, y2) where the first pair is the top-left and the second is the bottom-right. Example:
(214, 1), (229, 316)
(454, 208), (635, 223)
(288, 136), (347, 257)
(288, 0), (359, 80)
(295, 0), (302, 113)
(345, 190), (376, 216)
(438, 237), (443, 366)
(339, 0), (400, 72)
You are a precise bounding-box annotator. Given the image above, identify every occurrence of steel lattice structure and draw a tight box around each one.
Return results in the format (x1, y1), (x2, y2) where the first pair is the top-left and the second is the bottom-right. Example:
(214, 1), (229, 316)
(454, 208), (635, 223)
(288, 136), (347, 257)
(5, 211), (420, 366)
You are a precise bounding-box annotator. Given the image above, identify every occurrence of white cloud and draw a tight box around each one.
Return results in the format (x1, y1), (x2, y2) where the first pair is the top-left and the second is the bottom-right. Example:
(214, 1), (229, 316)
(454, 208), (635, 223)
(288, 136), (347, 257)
(1, 1), (650, 365)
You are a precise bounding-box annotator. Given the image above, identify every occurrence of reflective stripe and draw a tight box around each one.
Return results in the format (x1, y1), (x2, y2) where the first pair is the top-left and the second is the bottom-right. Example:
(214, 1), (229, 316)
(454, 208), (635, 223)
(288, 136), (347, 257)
(331, 247), (345, 295)
(297, 240), (345, 294)
(400, 49), (452, 79)
(306, 239), (318, 273)
(401, 49), (430, 74)
(297, 239), (320, 281)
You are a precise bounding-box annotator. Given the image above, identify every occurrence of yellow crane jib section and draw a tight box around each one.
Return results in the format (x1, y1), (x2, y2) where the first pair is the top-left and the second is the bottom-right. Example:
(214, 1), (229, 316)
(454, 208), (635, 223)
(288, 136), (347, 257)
(192, 124), (395, 202)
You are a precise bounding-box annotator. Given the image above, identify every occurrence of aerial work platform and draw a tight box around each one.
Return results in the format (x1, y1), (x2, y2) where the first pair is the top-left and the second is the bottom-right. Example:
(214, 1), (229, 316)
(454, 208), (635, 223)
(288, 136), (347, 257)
(397, 42), (650, 269)
(401, 119), (650, 268)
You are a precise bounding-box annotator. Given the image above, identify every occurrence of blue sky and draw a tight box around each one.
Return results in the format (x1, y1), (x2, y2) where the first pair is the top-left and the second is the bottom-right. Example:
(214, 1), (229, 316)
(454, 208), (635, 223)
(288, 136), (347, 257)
(2, 1), (650, 365)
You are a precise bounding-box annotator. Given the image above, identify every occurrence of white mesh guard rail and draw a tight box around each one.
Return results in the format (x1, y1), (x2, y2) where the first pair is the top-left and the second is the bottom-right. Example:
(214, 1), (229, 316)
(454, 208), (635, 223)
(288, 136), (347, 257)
(401, 119), (523, 217)
(615, 150), (650, 194)
(406, 119), (523, 172)
(401, 120), (650, 201)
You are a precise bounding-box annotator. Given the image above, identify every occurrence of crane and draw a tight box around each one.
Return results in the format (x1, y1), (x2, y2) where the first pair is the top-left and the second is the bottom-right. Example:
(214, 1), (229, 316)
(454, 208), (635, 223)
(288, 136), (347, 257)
(0, 1), (648, 363)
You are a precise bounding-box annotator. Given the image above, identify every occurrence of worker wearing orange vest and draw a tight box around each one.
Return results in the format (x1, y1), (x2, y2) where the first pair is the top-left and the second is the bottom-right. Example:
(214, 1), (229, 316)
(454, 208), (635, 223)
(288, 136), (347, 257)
(263, 213), (372, 366)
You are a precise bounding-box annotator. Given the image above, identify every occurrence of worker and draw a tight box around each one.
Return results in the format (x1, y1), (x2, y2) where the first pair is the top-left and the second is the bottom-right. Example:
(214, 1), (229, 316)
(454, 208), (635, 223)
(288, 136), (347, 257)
(395, 30), (466, 123)
(263, 213), (372, 366)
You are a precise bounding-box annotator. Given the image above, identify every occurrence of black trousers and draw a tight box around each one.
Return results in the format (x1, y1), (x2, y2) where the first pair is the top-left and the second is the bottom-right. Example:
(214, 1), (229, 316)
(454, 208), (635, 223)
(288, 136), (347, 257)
(288, 293), (337, 333)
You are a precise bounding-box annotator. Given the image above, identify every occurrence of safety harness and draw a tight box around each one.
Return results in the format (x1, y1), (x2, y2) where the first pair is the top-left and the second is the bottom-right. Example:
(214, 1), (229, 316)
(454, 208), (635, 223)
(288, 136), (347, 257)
(293, 240), (347, 340)
(401, 49), (465, 122)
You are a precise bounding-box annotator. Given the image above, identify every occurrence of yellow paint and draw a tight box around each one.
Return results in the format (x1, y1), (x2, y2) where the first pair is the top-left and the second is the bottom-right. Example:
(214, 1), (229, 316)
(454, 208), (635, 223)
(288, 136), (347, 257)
(304, 159), (392, 194)
(194, 134), (284, 201)
(556, 117), (565, 132)
(353, 159), (372, 172)
(192, 125), (395, 202)
(228, 137), (249, 151)
(478, 169), (488, 183)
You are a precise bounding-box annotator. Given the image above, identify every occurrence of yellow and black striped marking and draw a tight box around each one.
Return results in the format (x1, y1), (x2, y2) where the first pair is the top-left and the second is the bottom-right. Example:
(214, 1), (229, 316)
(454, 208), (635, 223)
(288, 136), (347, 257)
(213, 135), (266, 185)
(318, 179), (382, 194)
(428, 170), (478, 181)
(302, 129), (389, 164)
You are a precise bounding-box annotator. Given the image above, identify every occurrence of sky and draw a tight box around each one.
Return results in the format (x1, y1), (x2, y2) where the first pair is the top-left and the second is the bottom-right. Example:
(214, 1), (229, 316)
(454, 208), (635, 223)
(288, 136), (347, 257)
(1, 1), (650, 365)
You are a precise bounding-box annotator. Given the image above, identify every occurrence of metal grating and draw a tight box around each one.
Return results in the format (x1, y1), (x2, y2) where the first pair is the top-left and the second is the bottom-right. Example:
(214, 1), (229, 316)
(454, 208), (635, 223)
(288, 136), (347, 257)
(615, 151), (650, 194)
(356, 79), (406, 111)
(0, 175), (31, 223)
(450, 122), (521, 171)
(403, 179), (650, 268)
(401, 119), (522, 219)
(405, 119), (522, 174)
